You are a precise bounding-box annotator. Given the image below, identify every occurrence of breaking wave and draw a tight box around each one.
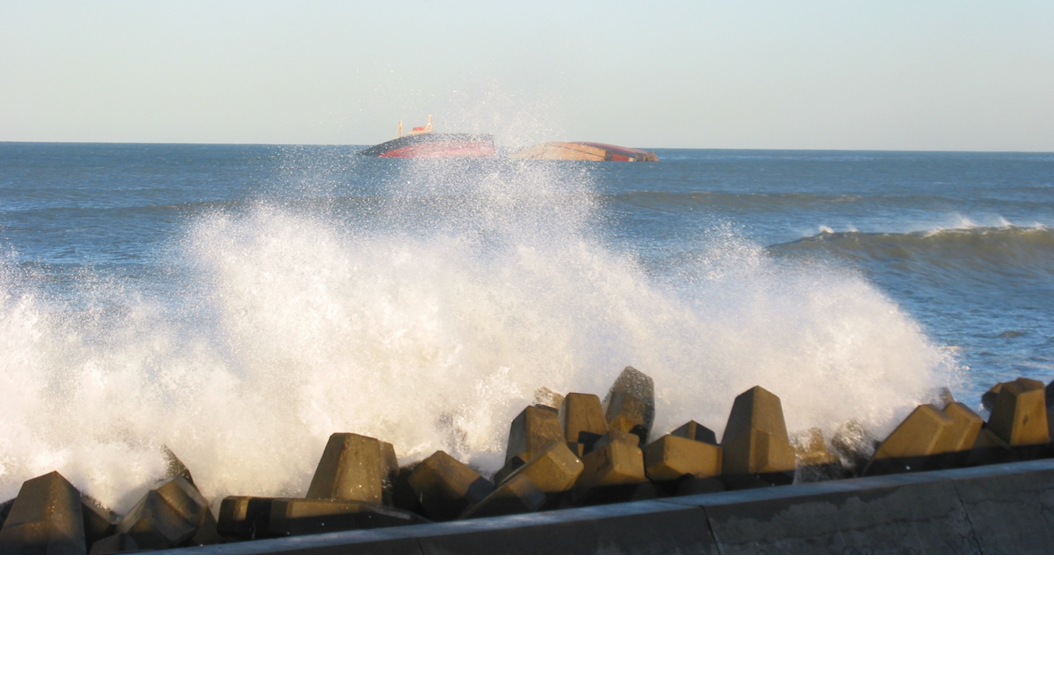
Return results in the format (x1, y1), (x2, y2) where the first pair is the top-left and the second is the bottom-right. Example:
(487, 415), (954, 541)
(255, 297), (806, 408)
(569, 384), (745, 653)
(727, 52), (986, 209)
(0, 159), (959, 511)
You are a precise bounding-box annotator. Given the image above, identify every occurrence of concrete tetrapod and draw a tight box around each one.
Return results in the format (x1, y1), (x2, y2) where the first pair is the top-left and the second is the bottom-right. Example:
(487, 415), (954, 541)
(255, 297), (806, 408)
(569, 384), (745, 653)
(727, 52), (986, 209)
(406, 451), (494, 521)
(267, 499), (426, 537)
(987, 378), (1050, 446)
(116, 476), (209, 550)
(558, 393), (609, 454)
(671, 421), (718, 445)
(721, 386), (796, 480)
(0, 471), (87, 555)
(871, 405), (954, 463)
(602, 367), (655, 445)
(499, 405), (565, 480)
(578, 430), (647, 489)
(218, 496), (280, 539)
(82, 496), (118, 550)
(643, 434), (722, 482)
(462, 441), (583, 519)
(935, 402), (984, 454)
(306, 433), (399, 505)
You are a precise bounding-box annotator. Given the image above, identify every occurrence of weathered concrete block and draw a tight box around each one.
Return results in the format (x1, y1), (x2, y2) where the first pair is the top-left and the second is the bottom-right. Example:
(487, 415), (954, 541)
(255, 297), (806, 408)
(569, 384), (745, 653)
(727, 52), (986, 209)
(462, 442), (583, 519)
(0, 471), (87, 555)
(188, 509), (227, 547)
(306, 433), (398, 504)
(721, 386), (796, 476)
(558, 393), (608, 452)
(643, 434), (722, 481)
(602, 366), (655, 444)
(579, 434), (646, 489)
(268, 498), (425, 537)
(872, 404), (954, 461)
(82, 496), (118, 549)
(406, 451), (494, 521)
(935, 402), (984, 453)
(671, 421), (718, 445)
(505, 405), (564, 464)
(459, 474), (548, 519)
(508, 441), (584, 493)
(390, 462), (428, 517)
(492, 455), (527, 486)
(116, 476), (209, 550)
(987, 378), (1049, 446)
(218, 496), (280, 539)
(89, 533), (140, 555)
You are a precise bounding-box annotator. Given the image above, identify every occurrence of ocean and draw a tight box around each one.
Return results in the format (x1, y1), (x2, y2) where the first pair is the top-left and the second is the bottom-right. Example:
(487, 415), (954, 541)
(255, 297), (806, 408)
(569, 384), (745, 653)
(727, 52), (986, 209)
(0, 142), (1051, 511)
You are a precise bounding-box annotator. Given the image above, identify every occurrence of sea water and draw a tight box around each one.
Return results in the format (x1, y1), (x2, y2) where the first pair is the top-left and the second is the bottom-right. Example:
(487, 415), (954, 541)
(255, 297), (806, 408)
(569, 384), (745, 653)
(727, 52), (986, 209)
(0, 143), (1051, 511)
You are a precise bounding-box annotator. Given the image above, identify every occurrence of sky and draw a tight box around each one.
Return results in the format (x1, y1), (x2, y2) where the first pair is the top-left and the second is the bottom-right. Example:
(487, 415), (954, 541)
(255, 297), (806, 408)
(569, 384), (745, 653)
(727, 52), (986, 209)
(0, 0), (1052, 151)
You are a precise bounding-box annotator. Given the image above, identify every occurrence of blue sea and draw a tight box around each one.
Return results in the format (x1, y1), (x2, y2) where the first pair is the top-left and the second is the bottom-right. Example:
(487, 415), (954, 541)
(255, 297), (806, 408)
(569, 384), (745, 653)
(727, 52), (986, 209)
(0, 142), (1051, 510)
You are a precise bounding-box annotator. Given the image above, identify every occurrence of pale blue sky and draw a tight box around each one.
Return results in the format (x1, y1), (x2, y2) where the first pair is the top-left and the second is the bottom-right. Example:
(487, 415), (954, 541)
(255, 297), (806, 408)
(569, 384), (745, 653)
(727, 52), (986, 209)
(1, 0), (1051, 150)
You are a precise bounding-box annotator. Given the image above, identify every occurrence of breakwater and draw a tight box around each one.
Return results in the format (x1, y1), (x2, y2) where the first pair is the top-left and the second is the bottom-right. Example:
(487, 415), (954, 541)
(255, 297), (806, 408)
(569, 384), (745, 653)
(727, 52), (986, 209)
(1, 366), (1051, 554)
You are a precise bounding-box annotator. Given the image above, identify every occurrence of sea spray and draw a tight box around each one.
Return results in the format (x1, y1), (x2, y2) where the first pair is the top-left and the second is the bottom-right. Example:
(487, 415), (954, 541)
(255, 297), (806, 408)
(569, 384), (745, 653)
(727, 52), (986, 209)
(0, 157), (959, 511)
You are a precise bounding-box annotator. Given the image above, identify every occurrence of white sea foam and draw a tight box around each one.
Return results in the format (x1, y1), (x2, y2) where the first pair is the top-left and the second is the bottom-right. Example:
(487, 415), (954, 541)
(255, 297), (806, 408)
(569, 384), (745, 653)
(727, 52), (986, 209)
(0, 159), (960, 512)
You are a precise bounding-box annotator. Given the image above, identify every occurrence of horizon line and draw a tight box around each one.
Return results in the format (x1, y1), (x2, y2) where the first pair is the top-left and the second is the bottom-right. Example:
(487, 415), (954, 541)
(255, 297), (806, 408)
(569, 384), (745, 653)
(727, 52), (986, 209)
(1, 140), (1052, 155)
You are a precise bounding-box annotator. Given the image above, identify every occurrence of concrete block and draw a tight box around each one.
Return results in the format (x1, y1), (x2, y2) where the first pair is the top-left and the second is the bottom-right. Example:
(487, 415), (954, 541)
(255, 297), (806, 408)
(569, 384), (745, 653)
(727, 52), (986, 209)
(0, 471), (87, 554)
(306, 433), (398, 504)
(492, 455), (527, 486)
(218, 496), (282, 539)
(579, 435), (646, 489)
(721, 386), (796, 476)
(390, 462), (428, 517)
(188, 509), (227, 547)
(643, 434), (722, 481)
(558, 393), (608, 452)
(406, 451), (494, 521)
(507, 441), (584, 493)
(602, 366), (655, 444)
(116, 476), (209, 550)
(89, 533), (140, 555)
(872, 404), (954, 461)
(82, 496), (118, 549)
(459, 475), (548, 519)
(936, 402), (984, 453)
(505, 405), (564, 463)
(267, 499), (425, 537)
(466, 442), (584, 518)
(671, 421), (718, 445)
(987, 378), (1049, 446)
(673, 476), (726, 496)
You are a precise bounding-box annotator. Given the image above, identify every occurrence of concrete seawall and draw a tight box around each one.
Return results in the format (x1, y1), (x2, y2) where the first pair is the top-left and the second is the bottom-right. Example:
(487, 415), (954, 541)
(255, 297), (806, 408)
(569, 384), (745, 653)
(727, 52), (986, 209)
(156, 454), (1054, 554)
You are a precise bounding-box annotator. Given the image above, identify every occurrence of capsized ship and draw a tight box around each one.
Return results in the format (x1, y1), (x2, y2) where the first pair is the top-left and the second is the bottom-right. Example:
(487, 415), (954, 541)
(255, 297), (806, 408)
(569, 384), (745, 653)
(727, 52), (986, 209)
(510, 141), (658, 162)
(358, 116), (496, 158)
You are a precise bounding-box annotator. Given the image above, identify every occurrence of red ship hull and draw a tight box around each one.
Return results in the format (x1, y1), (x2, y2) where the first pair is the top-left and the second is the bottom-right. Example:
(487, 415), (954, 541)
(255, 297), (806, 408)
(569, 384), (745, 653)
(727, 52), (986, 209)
(359, 133), (496, 158)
